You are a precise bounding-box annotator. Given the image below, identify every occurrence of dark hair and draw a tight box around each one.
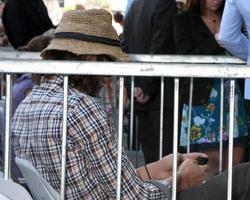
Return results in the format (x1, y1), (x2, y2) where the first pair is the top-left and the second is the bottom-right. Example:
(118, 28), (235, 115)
(113, 12), (123, 23)
(34, 51), (114, 97)
(185, 0), (225, 15)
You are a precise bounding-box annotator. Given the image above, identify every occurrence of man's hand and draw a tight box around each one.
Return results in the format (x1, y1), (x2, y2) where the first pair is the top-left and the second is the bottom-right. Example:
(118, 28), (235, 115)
(136, 154), (177, 181)
(136, 153), (208, 182)
(151, 153), (208, 180)
(134, 87), (151, 104)
(177, 159), (208, 191)
(181, 152), (208, 163)
(149, 154), (177, 180)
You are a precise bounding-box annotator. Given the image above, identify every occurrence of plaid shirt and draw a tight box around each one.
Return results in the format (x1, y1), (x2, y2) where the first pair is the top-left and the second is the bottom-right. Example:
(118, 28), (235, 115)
(12, 76), (167, 199)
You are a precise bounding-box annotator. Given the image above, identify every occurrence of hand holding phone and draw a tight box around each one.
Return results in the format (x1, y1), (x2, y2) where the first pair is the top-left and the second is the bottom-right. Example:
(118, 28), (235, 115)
(196, 157), (208, 165)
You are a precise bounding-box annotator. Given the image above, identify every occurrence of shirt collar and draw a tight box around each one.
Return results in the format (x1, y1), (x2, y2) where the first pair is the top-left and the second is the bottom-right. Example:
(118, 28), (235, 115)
(40, 75), (64, 86)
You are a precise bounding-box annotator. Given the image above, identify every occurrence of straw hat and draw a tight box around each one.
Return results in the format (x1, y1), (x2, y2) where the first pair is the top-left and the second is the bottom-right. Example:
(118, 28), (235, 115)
(41, 9), (128, 61)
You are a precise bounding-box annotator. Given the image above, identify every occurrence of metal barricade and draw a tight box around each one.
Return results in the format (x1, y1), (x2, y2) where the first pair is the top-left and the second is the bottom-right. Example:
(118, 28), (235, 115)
(0, 53), (248, 200)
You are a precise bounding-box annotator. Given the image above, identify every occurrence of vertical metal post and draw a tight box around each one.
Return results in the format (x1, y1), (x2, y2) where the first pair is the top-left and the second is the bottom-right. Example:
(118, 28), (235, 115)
(116, 77), (124, 200)
(112, 76), (117, 109)
(227, 80), (235, 200)
(135, 116), (139, 167)
(172, 78), (179, 200)
(159, 77), (164, 159)
(129, 76), (134, 151)
(4, 74), (12, 180)
(187, 78), (193, 153)
(219, 78), (224, 173)
(60, 75), (68, 200)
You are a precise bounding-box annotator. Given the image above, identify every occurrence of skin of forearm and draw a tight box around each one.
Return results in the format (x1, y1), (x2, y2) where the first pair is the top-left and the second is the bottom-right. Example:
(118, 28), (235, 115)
(136, 162), (172, 181)
(136, 166), (150, 181)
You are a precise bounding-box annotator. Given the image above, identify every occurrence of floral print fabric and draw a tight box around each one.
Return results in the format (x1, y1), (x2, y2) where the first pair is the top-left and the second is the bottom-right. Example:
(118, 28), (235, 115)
(180, 79), (248, 147)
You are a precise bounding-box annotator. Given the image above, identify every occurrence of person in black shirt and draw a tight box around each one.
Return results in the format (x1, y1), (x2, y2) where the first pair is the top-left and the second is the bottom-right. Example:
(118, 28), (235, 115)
(2, 0), (55, 49)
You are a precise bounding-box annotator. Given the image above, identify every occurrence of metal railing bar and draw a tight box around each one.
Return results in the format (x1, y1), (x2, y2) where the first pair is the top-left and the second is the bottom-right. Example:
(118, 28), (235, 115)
(159, 77), (164, 159)
(60, 75), (69, 200)
(0, 55), (247, 199)
(219, 78), (224, 173)
(129, 77), (135, 152)
(0, 53), (245, 64)
(227, 80), (235, 200)
(116, 77), (124, 200)
(130, 55), (245, 64)
(135, 116), (139, 166)
(112, 77), (117, 109)
(0, 52), (41, 60)
(4, 74), (12, 179)
(172, 78), (180, 200)
(187, 78), (193, 153)
(0, 60), (250, 78)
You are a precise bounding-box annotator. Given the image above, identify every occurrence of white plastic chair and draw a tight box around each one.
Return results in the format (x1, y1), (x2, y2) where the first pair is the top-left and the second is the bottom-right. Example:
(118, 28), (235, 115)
(15, 157), (60, 200)
(0, 179), (33, 200)
(0, 193), (10, 200)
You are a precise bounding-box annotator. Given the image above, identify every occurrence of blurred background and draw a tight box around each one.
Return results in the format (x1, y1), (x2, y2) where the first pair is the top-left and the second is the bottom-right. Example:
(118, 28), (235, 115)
(43, 0), (129, 34)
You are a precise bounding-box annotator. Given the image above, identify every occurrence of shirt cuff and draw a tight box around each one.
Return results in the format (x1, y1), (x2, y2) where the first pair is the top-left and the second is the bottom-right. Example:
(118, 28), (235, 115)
(146, 180), (172, 199)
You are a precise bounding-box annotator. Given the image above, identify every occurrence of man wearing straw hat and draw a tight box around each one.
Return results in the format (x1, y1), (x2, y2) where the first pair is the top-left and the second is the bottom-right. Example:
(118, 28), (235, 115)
(11, 9), (250, 200)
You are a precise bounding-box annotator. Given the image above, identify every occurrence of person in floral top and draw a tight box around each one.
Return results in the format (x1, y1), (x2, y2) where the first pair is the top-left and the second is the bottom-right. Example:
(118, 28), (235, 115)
(174, 0), (249, 177)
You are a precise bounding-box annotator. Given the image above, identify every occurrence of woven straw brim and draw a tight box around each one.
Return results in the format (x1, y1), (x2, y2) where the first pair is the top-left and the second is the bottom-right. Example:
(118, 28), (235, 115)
(41, 37), (129, 61)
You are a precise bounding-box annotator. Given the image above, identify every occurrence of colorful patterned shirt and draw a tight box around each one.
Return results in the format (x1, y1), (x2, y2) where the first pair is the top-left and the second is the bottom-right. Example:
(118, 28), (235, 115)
(11, 76), (167, 199)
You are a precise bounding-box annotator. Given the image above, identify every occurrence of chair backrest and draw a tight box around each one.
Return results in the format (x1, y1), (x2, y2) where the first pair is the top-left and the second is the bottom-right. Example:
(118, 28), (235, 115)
(15, 157), (60, 200)
(0, 193), (10, 200)
(0, 179), (33, 200)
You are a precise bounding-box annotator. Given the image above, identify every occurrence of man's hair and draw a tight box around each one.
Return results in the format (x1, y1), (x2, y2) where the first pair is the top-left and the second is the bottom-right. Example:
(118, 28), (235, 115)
(35, 51), (114, 97)
(113, 11), (123, 23)
(185, 0), (225, 15)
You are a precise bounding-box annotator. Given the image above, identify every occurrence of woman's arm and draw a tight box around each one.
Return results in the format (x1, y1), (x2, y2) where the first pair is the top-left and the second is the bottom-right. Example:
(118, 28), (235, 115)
(219, 0), (249, 61)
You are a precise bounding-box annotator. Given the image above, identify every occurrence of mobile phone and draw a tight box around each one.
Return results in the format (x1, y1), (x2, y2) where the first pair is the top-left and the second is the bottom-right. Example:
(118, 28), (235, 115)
(196, 157), (208, 165)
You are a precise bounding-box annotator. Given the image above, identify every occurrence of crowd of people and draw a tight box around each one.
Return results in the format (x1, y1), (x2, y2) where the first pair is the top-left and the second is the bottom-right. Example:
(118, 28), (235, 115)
(122, 0), (250, 178)
(0, 0), (250, 199)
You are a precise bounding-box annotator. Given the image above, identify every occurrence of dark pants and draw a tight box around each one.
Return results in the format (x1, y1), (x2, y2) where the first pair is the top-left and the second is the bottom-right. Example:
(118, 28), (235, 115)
(137, 108), (174, 164)
(178, 162), (250, 200)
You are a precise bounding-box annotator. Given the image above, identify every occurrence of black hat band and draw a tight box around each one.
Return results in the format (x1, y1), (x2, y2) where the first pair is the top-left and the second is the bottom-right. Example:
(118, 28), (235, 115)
(55, 32), (120, 47)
